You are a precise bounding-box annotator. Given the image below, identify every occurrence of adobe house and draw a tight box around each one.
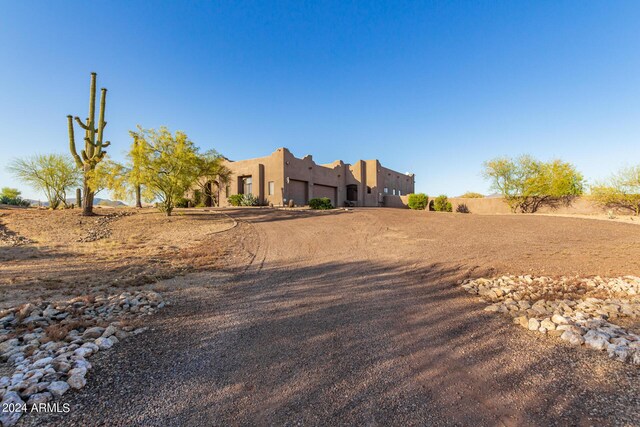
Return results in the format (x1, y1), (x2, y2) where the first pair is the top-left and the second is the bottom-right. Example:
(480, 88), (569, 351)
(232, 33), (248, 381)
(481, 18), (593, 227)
(206, 147), (415, 208)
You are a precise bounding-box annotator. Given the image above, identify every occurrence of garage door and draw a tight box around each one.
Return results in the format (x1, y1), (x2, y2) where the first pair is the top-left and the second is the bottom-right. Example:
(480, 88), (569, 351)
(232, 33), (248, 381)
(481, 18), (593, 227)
(288, 179), (308, 206)
(314, 184), (337, 207)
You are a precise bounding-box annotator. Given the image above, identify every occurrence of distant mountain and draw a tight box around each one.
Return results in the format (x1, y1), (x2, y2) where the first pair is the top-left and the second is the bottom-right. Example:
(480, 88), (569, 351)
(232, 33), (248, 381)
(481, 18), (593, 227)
(26, 198), (128, 207)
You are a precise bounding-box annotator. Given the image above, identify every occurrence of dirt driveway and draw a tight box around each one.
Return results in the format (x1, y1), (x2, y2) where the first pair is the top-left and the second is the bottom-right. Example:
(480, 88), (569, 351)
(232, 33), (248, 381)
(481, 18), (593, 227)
(29, 208), (640, 426)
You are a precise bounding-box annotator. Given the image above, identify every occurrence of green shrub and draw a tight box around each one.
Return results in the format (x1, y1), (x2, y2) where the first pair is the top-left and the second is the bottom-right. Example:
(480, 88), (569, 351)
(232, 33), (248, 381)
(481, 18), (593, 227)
(433, 195), (452, 212)
(309, 197), (333, 210)
(175, 197), (190, 208)
(192, 189), (203, 207)
(240, 194), (260, 206)
(0, 188), (30, 207)
(591, 165), (640, 216)
(459, 192), (484, 198)
(407, 193), (428, 210)
(227, 194), (244, 206)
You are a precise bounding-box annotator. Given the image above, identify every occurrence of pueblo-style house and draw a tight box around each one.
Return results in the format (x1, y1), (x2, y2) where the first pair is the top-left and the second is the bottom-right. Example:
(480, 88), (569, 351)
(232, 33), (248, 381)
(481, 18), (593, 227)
(201, 147), (415, 208)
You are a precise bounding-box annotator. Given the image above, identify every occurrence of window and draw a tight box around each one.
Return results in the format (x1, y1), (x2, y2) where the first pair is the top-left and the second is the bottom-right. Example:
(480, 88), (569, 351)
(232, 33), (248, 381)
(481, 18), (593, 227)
(242, 177), (253, 195)
(398, 190), (402, 196)
(392, 189), (396, 195)
(225, 185), (230, 197)
(268, 181), (275, 196)
(384, 187), (388, 194)
(367, 186), (372, 194)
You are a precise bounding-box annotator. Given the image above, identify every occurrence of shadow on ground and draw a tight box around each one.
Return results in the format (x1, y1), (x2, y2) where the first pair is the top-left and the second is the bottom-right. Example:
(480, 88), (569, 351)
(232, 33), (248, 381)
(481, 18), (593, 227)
(33, 258), (639, 426)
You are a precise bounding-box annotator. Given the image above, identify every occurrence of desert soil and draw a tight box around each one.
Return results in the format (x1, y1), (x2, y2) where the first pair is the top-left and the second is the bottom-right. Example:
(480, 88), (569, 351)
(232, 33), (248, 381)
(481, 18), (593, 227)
(3, 207), (640, 426)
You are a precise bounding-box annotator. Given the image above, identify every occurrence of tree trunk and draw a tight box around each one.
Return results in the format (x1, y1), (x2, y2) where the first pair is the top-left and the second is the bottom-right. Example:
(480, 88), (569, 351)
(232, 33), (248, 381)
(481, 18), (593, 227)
(135, 184), (142, 208)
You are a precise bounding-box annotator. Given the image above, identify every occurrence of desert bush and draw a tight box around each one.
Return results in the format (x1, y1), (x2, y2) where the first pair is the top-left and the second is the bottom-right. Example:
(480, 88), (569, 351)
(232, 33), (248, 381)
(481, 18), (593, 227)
(407, 193), (428, 210)
(433, 195), (453, 212)
(591, 165), (640, 215)
(175, 197), (191, 208)
(227, 194), (244, 206)
(456, 203), (470, 213)
(0, 187), (30, 207)
(483, 155), (584, 213)
(8, 154), (81, 209)
(309, 197), (333, 210)
(228, 194), (260, 206)
(240, 194), (260, 206)
(460, 192), (484, 198)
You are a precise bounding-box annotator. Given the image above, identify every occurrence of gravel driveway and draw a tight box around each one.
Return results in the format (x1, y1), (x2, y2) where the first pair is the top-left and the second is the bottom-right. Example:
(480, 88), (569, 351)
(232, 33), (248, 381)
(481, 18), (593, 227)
(27, 208), (640, 426)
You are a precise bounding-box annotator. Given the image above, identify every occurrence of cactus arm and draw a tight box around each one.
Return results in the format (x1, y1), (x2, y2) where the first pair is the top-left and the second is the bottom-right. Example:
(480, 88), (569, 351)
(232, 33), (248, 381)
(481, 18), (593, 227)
(84, 136), (99, 148)
(67, 115), (83, 168)
(81, 149), (89, 163)
(97, 88), (107, 144)
(74, 116), (92, 131)
(102, 140), (111, 148)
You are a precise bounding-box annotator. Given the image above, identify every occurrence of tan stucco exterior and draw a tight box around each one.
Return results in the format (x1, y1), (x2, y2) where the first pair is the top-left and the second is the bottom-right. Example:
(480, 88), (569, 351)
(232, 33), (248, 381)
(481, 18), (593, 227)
(214, 148), (415, 207)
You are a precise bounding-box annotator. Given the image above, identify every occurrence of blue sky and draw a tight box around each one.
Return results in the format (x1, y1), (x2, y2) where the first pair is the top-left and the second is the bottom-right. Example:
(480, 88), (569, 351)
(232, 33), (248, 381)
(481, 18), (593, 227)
(1, 1), (639, 200)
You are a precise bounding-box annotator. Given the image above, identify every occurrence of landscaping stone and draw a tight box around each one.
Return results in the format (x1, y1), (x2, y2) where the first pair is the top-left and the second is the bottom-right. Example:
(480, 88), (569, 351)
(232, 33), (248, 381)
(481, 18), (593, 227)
(460, 275), (640, 365)
(67, 375), (86, 390)
(527, 318), (540, 331)
(0, 290), (168, 424)
(47, 381), (70, 397)
(0, 391), (24, 426)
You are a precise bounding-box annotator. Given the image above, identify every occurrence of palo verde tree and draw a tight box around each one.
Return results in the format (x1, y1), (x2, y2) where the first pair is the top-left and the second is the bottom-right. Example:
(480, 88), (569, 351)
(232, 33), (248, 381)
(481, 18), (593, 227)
(483, 155), (584, 213)
(128, 126), (201, 216)
(90, 136), (149, 208)
(591, 165), (640, 215)
(67, 72), (111, 216)
(8, 154), (81, 209)
(86, 157), (130, 201)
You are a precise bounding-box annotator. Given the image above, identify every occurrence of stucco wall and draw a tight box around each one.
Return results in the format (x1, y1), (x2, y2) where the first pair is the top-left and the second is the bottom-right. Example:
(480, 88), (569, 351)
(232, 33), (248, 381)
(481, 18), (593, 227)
(381, 195), (606, 214)
(383, 195), (410, 208)
(447, 197), (604, 215)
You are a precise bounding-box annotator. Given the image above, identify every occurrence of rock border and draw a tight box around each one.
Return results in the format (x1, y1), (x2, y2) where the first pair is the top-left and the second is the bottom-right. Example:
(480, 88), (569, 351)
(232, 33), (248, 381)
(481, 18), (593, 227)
(460, 275), (640, 365)
(0, 290), (167, 426)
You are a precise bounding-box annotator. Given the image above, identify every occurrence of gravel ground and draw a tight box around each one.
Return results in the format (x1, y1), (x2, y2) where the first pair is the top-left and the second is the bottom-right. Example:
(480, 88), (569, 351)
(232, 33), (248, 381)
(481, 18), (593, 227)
(22, 208), (640, 426)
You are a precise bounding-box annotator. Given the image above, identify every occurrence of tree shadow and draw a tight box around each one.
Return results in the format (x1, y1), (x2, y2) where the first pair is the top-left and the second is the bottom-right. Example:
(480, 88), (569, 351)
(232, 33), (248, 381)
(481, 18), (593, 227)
(36, 259), (640, 426)
(178, 207), (353, 224)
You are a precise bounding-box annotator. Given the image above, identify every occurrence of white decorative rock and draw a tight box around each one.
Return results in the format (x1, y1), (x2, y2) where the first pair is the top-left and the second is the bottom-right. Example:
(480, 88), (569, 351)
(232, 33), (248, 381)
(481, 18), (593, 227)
(102, 325), (117, 338)
(94, 337), (113, 350)
(47, 380), (70, 397)
(74, 347), (93, 358)
(0, 391), (24, 427)
(82, 327), (105, 340)
(26, 391), (52, 406)
(528, 318), (541, 331)
(551, 314), (568, 325)
(583, 331), (609, 351)
(540, 318), (556, 331)
(67, 375), (86, 390)
(560, 330), (584, 346)
(68, 367), (87, 378)
(31, 356), (53, 369)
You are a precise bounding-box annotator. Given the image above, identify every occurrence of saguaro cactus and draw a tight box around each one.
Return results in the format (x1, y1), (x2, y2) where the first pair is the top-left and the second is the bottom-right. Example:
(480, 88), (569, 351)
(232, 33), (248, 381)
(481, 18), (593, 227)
(68, 72), (110, 215)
